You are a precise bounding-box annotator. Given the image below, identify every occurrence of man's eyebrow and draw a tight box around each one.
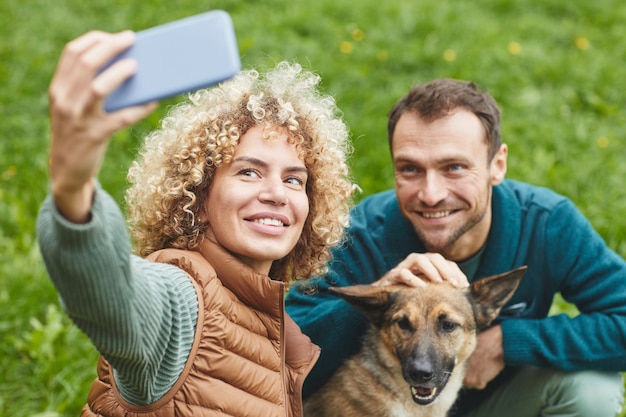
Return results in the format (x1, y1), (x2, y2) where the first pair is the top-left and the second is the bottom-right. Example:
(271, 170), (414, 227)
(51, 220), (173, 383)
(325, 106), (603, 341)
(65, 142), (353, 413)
(393, 155), (417, 164)
(437, 156), (471, 164)
(394, 154), (470, 164)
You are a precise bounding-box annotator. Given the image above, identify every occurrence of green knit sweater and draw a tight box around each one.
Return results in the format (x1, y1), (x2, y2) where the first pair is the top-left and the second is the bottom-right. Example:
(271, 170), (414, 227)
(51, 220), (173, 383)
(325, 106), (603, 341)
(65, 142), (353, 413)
(37, 185), (198, 405)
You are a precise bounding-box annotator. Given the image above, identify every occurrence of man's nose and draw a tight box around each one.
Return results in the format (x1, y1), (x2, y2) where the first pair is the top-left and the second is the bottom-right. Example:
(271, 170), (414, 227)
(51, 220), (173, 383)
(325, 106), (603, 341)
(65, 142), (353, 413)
(417, 173), (448, 206)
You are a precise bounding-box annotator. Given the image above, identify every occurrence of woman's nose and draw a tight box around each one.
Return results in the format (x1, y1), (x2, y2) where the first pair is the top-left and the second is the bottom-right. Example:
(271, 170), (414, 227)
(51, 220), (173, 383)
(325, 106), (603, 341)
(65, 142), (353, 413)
(258, 179), (288, 206)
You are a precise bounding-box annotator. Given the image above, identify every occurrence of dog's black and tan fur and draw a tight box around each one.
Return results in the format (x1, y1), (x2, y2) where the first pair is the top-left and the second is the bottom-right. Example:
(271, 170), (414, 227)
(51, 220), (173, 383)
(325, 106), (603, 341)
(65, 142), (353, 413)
(304, 267), (526, 417)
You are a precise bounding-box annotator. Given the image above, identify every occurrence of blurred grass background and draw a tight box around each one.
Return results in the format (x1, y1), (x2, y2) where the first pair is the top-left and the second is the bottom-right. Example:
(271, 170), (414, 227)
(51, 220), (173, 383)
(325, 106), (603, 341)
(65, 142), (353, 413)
(1, 0), (625, 415)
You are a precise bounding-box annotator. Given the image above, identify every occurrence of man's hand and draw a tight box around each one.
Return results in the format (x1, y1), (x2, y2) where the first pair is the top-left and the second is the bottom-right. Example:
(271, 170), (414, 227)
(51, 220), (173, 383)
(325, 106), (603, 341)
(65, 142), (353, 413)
(463, 324), (505, 390)
(372, 252), (469, 288)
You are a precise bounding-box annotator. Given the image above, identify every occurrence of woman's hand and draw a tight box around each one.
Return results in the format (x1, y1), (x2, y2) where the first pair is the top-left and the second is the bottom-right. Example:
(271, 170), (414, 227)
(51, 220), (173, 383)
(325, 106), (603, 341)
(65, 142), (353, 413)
(48, 30), (157, 223)
(372, 252), (469, 288)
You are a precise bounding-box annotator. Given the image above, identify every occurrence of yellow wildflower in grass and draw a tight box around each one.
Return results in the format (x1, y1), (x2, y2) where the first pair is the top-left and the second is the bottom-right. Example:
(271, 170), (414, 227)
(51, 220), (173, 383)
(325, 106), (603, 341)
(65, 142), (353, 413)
(377, 50), (389, 62)
(3, 165), (17, 180)
(443, 49), (456, 62)
(507, 41), (522, 55)
(597, 137), (609, 148)
(340, 41), (353, 54)
(575, 36), (590, 51)
(351, 28), (364, 41)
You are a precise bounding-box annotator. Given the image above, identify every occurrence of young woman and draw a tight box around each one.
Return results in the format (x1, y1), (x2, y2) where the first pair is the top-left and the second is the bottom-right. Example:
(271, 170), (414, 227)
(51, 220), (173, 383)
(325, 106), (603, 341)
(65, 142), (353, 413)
(37, 30), (354, 417)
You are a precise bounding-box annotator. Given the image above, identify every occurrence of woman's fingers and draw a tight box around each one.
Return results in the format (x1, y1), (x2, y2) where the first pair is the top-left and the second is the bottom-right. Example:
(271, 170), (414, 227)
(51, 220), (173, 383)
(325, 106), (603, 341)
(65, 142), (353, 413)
(50, 30), (136, 115)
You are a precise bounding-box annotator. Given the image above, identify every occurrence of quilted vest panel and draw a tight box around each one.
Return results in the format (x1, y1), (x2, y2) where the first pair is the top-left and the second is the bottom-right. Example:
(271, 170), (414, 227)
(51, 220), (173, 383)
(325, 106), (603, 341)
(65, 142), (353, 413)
(81, 247), (318, 417)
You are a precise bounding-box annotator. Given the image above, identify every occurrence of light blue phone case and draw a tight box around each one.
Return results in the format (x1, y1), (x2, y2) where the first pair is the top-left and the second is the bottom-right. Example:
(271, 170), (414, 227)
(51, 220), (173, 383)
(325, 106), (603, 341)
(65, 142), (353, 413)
(103, 10), (241, 112)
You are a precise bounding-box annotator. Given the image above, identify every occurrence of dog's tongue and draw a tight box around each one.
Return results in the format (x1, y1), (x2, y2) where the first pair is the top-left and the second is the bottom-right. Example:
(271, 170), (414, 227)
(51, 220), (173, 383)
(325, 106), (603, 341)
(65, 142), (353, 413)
(413, 386), (433, 397)
(411, 385), (435, 400)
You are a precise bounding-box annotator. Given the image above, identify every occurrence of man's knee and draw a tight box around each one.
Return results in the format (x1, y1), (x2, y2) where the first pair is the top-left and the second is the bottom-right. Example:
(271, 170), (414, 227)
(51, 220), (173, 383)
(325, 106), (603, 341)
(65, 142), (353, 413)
(545, 370), (624, 416)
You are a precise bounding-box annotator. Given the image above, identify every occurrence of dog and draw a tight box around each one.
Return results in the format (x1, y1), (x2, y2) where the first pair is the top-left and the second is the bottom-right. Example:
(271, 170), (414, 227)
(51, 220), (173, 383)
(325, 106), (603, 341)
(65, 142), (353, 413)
(303, 266), (526, 417)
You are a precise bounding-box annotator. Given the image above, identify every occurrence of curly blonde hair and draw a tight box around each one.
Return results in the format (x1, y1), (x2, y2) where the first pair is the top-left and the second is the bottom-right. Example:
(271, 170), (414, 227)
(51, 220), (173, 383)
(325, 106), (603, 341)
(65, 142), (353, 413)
(126, 62), (355, 282)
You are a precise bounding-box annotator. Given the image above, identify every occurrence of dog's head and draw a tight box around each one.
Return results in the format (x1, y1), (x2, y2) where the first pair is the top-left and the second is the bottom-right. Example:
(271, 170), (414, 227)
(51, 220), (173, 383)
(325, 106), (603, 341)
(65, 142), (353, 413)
(329, 266), (526, 406)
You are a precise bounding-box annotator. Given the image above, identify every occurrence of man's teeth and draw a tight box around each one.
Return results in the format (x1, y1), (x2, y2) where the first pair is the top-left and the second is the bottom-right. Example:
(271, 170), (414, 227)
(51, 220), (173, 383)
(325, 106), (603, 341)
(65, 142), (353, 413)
(422, 211), (450, 219)
(253, 218), (284, 226)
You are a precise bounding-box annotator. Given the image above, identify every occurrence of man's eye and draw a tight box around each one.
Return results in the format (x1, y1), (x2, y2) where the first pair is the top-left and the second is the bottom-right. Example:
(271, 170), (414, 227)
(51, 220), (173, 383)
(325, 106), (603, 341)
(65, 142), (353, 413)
(398, 165), (419, 174)
(447, 164), (464, 172)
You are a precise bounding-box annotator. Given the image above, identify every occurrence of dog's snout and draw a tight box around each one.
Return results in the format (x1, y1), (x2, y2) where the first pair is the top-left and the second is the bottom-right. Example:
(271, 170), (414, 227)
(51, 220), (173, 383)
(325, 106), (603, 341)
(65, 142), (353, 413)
(408, 359), (434, 383)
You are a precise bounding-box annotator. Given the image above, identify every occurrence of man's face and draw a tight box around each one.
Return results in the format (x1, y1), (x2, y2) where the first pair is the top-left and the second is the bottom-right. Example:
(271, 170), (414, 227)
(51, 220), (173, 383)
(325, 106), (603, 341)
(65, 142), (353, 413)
(392, 109), (507, 261)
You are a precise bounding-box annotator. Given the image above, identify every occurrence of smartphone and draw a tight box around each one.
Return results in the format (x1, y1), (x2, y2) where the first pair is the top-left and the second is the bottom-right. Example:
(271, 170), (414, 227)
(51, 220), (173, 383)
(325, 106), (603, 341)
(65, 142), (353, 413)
(102, 10), (241, 112)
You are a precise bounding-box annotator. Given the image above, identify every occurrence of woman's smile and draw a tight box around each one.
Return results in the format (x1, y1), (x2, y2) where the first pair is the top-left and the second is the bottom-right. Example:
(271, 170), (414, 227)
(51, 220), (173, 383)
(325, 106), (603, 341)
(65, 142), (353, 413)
(204, 125), (309, 274)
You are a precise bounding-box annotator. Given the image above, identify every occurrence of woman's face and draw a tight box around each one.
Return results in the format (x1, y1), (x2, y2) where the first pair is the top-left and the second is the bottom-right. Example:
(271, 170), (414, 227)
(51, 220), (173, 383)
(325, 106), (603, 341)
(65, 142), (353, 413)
(204, 125), (310, 274)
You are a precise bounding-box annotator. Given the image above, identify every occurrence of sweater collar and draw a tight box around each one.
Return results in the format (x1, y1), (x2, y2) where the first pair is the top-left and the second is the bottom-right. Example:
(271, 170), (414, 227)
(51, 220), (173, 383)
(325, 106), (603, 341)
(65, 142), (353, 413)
(475, 180), (523, 278)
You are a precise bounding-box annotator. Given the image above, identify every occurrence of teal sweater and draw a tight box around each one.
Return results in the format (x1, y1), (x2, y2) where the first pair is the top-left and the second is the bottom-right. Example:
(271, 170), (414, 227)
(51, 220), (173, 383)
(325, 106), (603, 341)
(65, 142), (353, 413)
(285, 179), (626, 412)
(37, 186), (198, 405)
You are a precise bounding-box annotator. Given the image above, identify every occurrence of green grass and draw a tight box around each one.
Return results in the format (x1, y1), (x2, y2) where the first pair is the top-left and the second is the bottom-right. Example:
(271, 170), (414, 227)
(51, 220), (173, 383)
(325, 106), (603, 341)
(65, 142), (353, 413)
(2, 0), (626, 415)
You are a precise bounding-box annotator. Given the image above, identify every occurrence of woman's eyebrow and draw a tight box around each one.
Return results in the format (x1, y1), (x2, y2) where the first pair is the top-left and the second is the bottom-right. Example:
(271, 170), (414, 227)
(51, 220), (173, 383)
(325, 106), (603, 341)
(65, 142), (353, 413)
(232, 156), (267, 167)
(233, 156), (308, 174)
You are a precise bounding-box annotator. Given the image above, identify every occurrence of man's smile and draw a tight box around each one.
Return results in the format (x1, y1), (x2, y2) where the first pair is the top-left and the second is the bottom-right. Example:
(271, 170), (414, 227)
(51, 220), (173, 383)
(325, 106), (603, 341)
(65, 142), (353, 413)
(419, 210), (452, 219)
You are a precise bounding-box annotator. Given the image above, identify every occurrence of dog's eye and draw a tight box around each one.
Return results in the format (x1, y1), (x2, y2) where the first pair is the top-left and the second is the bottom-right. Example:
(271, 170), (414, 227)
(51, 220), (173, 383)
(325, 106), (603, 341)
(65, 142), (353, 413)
(396, 316), (413, 332)
(440, 320), (459, 333)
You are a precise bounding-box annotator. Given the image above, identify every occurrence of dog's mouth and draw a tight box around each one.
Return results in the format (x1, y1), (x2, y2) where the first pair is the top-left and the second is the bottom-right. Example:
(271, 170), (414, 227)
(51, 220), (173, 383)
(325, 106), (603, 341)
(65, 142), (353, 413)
(411, 385), (439, 405)
(409, 373), (450, 406)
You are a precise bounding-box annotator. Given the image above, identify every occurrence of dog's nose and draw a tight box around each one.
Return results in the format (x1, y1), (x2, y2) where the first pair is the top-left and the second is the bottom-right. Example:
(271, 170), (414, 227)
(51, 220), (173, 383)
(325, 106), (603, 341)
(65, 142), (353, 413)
(408, 361), (434, 383)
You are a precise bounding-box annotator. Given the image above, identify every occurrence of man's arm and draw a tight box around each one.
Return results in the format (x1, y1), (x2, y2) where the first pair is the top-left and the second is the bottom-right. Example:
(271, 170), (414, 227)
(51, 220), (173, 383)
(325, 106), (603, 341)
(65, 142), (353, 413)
(463, 325), (505, 389)
(286, 234), (382, 396)
(502, 199), (626, 371)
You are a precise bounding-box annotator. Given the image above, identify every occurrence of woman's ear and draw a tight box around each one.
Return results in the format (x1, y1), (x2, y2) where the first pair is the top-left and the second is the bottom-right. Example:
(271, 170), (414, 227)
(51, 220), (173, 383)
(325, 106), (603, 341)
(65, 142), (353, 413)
(490, 144), (508, 185)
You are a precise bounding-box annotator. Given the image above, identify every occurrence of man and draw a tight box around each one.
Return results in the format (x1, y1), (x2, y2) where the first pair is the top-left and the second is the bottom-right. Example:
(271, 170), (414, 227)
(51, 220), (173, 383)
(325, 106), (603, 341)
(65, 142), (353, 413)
(286, 78), (626, 416)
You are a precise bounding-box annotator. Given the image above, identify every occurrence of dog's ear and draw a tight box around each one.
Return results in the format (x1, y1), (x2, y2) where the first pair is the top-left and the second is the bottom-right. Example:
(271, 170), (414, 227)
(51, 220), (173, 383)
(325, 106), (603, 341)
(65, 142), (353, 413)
(329, 285), (394, 324)
(468, 266), (527, 329)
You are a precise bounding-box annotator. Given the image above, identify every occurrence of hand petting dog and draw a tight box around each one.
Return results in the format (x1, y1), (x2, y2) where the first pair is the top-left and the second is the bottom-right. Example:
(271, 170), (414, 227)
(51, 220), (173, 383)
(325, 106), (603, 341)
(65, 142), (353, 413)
(373, 252), (469, 288)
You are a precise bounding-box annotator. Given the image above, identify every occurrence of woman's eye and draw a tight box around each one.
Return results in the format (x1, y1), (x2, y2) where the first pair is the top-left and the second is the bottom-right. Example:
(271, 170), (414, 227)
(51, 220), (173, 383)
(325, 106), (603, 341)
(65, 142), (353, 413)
(285, 176), (305, 186)
(239, 168), (260, 178)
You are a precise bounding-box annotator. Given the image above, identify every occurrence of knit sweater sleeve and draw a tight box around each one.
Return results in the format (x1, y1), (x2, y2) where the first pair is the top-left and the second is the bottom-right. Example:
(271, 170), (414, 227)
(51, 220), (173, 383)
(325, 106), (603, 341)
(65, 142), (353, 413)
(501, 199), (626, 371)
(36, 184), (198, 405)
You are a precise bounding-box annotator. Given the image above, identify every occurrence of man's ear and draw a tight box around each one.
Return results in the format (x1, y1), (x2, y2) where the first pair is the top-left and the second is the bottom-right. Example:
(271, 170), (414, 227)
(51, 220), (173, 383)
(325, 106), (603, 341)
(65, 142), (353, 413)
(329, 285), (394, 326)
(490, 144), (508, 185)
(468, 266), (526, 329)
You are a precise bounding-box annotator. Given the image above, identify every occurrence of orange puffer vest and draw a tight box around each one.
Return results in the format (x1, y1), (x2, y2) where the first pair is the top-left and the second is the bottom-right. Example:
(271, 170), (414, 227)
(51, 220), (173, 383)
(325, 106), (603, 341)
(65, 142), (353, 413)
(81, 238), (320, 417)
